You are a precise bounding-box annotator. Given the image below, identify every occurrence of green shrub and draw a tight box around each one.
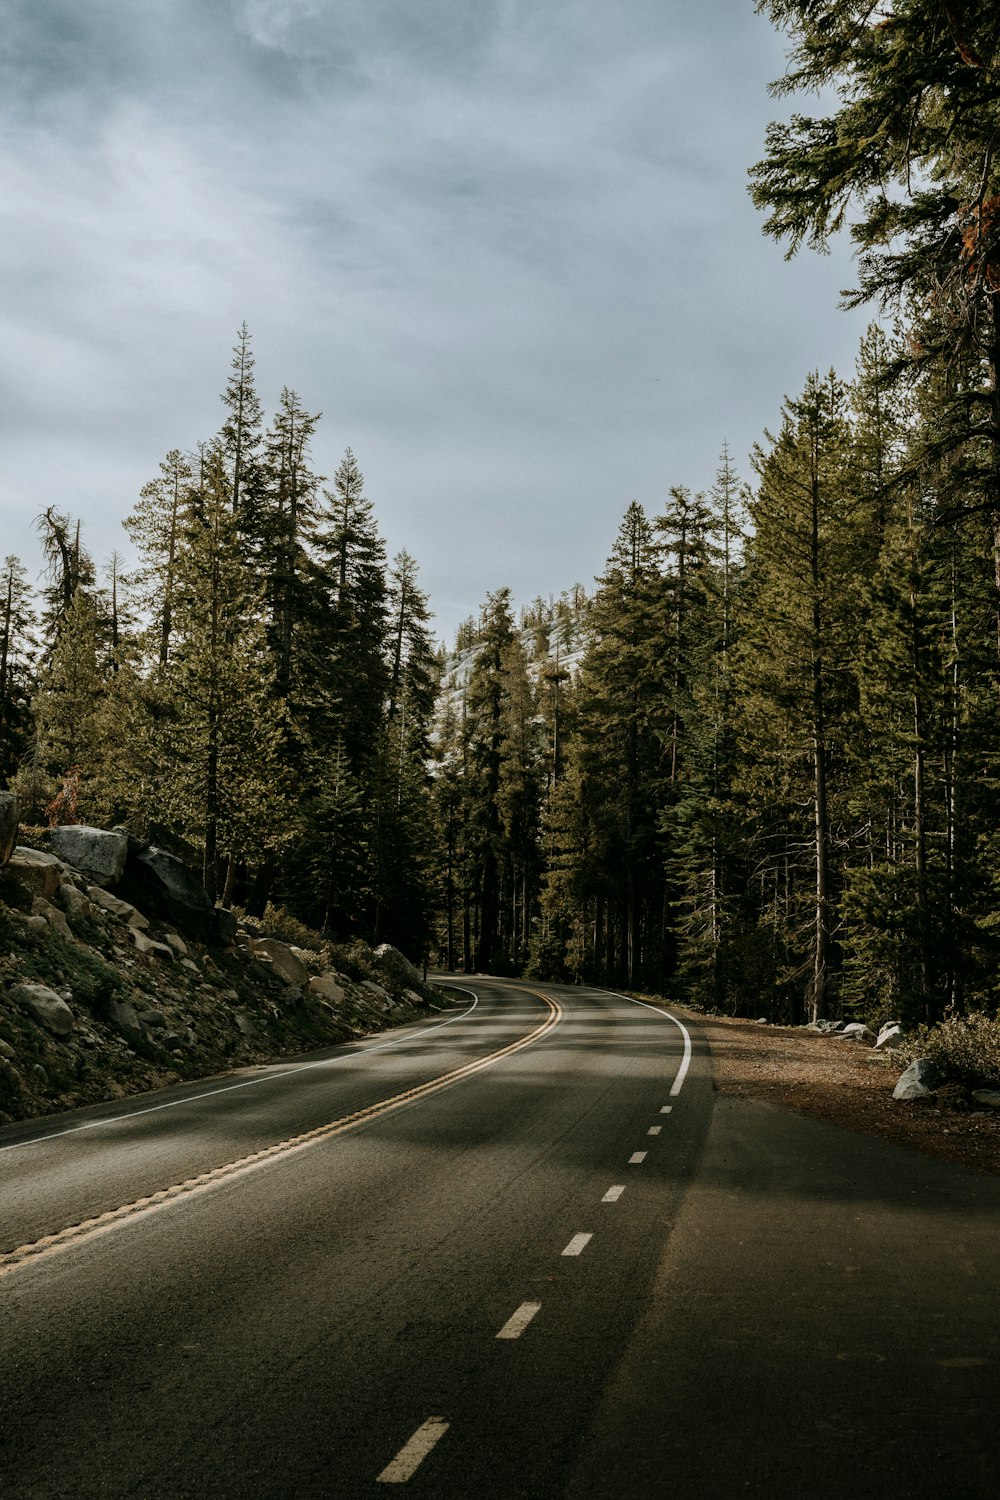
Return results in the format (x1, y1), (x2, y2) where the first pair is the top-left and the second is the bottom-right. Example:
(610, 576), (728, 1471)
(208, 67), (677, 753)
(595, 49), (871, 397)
(260, 902), (326, 952)
(899, 1012), (1000, 1090)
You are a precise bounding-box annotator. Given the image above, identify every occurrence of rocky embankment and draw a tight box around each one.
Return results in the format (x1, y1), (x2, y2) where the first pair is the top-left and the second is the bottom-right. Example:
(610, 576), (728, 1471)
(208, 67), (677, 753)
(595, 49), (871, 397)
(0, 794), (440, 1127)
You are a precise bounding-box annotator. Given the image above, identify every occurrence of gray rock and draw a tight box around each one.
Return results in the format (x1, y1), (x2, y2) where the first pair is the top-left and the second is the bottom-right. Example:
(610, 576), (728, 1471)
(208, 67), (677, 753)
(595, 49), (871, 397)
(892, 1057), (941, 1101)
(9, 846), (66, 901)
(106, 997), (142, 1042)
(137, 1008), (167, 1028)
(131, 927), (175, 962)
(56, 882), (92, 923)
(0, 1037), (15, 1059)
(116, 842), (215, 941)
(31, 1063), (48, 1083)
(373, 942), (422, 989)
(31, 895), (74, 942)
(253, 938), (309, 988)
(180, 958), (200, 974)
(45, 825), (128, 887)
(212, 907), (238, 947)
(875, 1023), (903, 1050)
(838, 1022), (874, 1041)
(24, 914), (48, 936)
(806, 1019), (840, 1034)
(361, 979), (393, 1009)
(403, 988), (424, 1006)
(972, 1090), (1000, 1110)
(234, 1013), (255, 1037)
(162, 930), (188, 956)
(0, 789), (18, 865)
(86, 884), (146, 925)
(11, 982), (74, 1037)
(309, 973), (346, 1003)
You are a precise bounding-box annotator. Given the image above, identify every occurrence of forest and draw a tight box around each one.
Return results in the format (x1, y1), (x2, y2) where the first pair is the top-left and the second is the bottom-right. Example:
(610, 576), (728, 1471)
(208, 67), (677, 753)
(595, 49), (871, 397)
(4, 1), (1000, 1032)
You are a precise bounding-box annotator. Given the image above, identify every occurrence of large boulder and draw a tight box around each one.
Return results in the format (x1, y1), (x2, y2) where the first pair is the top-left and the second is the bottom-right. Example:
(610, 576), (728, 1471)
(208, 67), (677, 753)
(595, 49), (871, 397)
(115, 843), (215, 941)
(10, 982), (74, 1037)
(893, 1057), (941, 1101)
(309, 973), (346, 1004)
(8, 846), (66, 901)
(252, 938), (309, 988)
(44, 825), (128, 888)
(373, 942), (422, 990)
(0, 790), (18, 866)
(875, 1023), (903, 1051)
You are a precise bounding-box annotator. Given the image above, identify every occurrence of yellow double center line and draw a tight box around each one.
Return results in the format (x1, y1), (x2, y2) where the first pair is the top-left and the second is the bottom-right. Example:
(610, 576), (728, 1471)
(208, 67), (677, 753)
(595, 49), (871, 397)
(0, 989), (563, 1282)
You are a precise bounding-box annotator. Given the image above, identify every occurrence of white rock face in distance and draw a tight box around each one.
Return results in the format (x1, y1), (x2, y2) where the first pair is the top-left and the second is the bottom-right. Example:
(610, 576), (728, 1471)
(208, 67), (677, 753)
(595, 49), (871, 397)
(45, 826), (128, 888)
(10, 982), (74, 1037)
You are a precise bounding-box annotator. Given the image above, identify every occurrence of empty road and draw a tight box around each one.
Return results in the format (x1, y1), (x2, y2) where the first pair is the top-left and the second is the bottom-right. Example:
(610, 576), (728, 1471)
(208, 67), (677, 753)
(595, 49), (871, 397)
(2, 977), (999, 1498)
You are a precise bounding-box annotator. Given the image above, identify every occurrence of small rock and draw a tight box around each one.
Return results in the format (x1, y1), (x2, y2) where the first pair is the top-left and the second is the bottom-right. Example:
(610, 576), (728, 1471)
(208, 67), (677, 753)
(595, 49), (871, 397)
(9, 846), (67, 901)
(252, 938), (309, 988)
(234, 1013), (255, 1037)
(131, 928), (175, 962)
(309, 973), (346, 1004)
(0, 1037), (15, 1059)
(837, 1022), (874, 1041)
(24, 914), (49, 936)
(107, 997), (142, 1043)
(755, 1016), (769, 1025)
(10, 982), (74, 1037)
(162, 931), (189, 956)
(893, 1057), (941, 1101)
(31, 895), (74, 942)
(31, 1063), (48, 1083)
(87, 885), (148, 926)
(137, 1008), (167, 1028)
(180, 958), (200, 974)
(875, 1024), (903, 1051)
(56, 882), (92, 923)
(972, 1090), (1000, 1110)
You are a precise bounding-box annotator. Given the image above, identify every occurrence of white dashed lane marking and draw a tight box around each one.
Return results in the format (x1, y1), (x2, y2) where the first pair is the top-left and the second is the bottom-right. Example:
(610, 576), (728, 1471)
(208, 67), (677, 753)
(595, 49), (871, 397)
(647, 1126), (661, 1136)
(561, 1233), (593, 1257)
(602, 1185), (626, 1203)
(377, 1418), (450, 1484)
(660, 1105), (673, 1114)
(629, 1151), (647, 1165)
(496, 1301), (542, 1340)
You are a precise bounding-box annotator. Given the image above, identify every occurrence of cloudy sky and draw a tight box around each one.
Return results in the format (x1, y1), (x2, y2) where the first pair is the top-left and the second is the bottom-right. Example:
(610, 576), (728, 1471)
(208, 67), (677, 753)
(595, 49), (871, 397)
(0, 0), (867, 642)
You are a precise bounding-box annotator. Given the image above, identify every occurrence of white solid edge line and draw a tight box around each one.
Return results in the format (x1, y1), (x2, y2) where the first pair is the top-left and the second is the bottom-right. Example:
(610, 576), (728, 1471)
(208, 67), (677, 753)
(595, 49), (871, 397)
(496, 1301), (542, 1339)
(0, 994), (481, 1157)
(603, 990), (692, 1097)
(377, 1417), (450, 1483)
(629, 1151), (647, 1164)
(561, 1232), (593, 1257)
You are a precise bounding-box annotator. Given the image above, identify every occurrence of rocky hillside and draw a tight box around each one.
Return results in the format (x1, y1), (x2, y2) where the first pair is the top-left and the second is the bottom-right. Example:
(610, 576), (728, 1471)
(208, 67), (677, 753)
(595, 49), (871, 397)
(0, 795), (442, 1127)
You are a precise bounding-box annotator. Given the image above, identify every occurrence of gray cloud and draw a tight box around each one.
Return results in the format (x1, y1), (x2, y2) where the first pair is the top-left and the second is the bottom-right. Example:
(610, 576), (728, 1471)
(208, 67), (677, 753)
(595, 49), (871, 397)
(0, 0), (867, 639)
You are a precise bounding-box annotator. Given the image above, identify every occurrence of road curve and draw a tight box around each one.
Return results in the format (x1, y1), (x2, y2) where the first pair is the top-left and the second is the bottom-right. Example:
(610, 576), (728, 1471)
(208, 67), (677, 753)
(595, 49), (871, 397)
(0, 978), (702, 1497)
(3, 979), (1000, 1497)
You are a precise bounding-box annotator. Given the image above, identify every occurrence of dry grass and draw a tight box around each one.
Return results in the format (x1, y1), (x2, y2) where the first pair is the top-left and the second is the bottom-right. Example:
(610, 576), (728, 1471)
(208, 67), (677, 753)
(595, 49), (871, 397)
(683, 1008), (1000, 1177)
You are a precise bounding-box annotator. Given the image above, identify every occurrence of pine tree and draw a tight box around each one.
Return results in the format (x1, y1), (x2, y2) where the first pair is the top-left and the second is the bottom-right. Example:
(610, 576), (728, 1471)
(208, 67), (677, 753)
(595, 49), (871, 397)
(735, 372), (856, 1022)
(0, 556), (36, 784)
(124, 448), (195, 667)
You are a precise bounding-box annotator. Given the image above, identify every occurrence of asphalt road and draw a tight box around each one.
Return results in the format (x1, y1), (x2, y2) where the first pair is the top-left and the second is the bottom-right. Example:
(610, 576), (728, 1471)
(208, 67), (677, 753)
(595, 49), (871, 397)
(2, 977), (1000, 1498)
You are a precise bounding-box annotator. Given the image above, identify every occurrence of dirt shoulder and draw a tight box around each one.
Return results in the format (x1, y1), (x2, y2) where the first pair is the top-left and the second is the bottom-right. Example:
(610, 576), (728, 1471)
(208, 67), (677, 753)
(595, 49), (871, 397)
(678, 1007), (1000, 1177)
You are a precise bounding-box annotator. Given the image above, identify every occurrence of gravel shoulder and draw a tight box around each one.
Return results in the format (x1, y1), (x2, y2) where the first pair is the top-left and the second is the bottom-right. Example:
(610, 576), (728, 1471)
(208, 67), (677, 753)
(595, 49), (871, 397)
(677, 1006), (1000, 1177)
